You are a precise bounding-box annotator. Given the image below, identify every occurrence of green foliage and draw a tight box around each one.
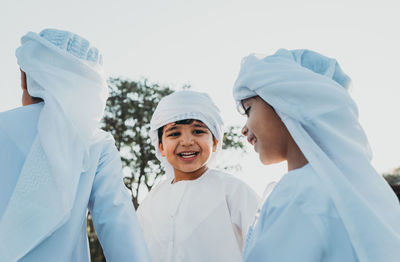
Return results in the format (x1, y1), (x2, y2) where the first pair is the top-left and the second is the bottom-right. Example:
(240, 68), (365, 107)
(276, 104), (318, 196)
(101, 78), (174, 208)
(383, 167), (400, 204)
(383, 167), (400, 186)
(223, 126), (244, 150)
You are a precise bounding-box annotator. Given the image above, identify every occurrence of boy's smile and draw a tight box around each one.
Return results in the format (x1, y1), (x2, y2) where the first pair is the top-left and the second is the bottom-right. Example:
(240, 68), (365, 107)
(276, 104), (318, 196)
(177, 150), (199, 160)
(159, 120), (218, 182)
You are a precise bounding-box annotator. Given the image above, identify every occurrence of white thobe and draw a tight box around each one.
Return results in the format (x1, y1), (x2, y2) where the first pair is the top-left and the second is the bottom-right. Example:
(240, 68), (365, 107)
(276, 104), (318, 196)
(243, 164), (359, 262)
(0, 103), (151, 262)
(137, 169), (260, 262)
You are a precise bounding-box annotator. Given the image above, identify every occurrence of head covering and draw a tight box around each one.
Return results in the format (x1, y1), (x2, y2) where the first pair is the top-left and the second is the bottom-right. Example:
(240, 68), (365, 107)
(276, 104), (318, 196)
(150, 90), (224, 178)
(0, 29), (108, 261)
(233, 49), (400, 262)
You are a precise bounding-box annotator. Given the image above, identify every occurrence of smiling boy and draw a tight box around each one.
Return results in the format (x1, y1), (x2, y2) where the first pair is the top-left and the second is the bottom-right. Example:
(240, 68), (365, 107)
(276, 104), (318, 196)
(159, 119), (216, 182)
(137, 90), (260, 262)
(232, 49), (400, 262)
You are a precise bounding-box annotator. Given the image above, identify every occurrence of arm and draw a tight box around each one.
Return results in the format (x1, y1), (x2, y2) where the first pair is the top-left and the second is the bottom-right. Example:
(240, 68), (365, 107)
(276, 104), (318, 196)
(88, 138), (152, 262)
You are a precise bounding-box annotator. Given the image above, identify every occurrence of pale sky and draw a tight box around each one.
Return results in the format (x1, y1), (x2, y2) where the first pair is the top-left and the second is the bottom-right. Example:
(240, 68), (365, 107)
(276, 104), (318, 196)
(1, 0), (399, 196)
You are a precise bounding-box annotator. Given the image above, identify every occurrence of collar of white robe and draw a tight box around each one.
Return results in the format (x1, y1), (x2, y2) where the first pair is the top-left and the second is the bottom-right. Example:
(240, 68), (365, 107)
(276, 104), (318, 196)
(150, 90), (224, 179)
(233, 49), (400, 262)
(0, 29), (108, 261)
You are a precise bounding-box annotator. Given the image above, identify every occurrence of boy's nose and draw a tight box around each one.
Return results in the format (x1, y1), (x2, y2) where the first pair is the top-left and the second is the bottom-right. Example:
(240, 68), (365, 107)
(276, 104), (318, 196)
(180, 133), (194, 145)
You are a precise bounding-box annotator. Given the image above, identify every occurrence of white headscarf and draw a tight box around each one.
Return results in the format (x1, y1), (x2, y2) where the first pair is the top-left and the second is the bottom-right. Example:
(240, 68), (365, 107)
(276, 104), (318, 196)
(0, 29), (108, 261)
(150, 90), (224, 179)
(233, 49), (400, 262)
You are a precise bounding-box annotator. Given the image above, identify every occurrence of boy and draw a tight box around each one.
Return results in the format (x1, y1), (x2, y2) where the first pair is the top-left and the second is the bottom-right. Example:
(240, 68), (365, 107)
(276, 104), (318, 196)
(233, 49), (400, 262)
(137, 90), (260, 262)
(0, 29), (151, 261)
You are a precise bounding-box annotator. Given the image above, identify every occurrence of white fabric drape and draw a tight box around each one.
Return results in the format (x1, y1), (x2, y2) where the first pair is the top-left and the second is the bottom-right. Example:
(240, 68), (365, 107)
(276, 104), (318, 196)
(0, 30), (108, 261)
(233, 49), (400, 262)
(137, 169), (260, 262)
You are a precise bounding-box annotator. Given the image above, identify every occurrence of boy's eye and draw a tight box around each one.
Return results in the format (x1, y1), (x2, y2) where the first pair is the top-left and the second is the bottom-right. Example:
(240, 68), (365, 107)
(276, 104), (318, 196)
(167, 132), (180, 137)
(193, 129), (206, 135)
(244, 106), (251, 117)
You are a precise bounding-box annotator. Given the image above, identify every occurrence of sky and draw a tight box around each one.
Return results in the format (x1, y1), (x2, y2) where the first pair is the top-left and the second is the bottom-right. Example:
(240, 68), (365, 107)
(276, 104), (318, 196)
(1, 0), (399, 196)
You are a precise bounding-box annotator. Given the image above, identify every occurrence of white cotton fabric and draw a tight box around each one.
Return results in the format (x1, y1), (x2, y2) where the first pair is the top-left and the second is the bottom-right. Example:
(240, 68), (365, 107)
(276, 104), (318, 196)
(0, 104), (152, 262)
(150, 90), (224, 178)
(244, 164), (358, 261)
(0, 29), (109, 261)
(233, 49), (400, 262)
(137, 169), (260, 262)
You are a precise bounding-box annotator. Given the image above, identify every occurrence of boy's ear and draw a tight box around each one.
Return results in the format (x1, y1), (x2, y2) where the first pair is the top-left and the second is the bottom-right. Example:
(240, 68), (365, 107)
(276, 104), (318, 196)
(212, 137), (218, 152)
(159, 142), (166, 157)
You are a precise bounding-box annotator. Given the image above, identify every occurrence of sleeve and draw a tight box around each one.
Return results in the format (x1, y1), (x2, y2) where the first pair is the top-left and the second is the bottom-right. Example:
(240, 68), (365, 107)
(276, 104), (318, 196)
(135, 192), (150, 232)
(244, 202), (324, 262)
(136, 201), (145, 227)
(88, 138), (152, 262)
(226, 178), (261, 250)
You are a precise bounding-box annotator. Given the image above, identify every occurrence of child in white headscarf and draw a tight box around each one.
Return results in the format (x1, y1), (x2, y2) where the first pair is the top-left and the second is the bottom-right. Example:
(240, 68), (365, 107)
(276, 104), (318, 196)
(137, 90), (260, 262)
(233, 49), (400, 262)
(0, 29), (151, 262)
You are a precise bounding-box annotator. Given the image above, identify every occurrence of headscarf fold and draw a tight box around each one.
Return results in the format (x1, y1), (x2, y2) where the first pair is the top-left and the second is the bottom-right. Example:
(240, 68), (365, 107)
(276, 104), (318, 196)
(233, 49), (400, 262)
(150, 90), (224, 178)
(0, 29), (108, 261)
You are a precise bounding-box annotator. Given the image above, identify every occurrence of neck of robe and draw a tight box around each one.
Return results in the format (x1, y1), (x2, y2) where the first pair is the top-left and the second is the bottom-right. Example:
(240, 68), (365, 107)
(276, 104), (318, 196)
(172, 165), (209, 183)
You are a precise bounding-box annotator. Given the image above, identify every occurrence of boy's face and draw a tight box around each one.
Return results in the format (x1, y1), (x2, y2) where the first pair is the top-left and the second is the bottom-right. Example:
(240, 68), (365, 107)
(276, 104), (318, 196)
(159, 120), (218, 176)
(241, 96), (291, 165)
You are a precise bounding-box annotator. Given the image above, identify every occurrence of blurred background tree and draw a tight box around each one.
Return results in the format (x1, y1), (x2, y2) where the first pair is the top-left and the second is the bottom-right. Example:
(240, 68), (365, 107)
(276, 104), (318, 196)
(88, 77), (246, 261)
(101, 78), (174, 209)
(383, 167), (400, 201)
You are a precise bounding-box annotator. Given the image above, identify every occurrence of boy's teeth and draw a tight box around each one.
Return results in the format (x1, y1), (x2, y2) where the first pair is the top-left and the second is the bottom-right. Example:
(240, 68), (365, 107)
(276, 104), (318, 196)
(179, 152), (197, 158)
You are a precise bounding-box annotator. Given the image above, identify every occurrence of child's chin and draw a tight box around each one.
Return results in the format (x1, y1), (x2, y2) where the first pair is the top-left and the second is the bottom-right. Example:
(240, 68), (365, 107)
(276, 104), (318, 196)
(181, 167), (203, 173)
(260, 154), (272, 165)
(178, 164), (207, 173)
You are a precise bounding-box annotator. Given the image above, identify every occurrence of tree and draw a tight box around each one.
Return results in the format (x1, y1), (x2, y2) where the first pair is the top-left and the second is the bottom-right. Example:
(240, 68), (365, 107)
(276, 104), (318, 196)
(383, 167), (400, 201)
(101, 78), (172, 208)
